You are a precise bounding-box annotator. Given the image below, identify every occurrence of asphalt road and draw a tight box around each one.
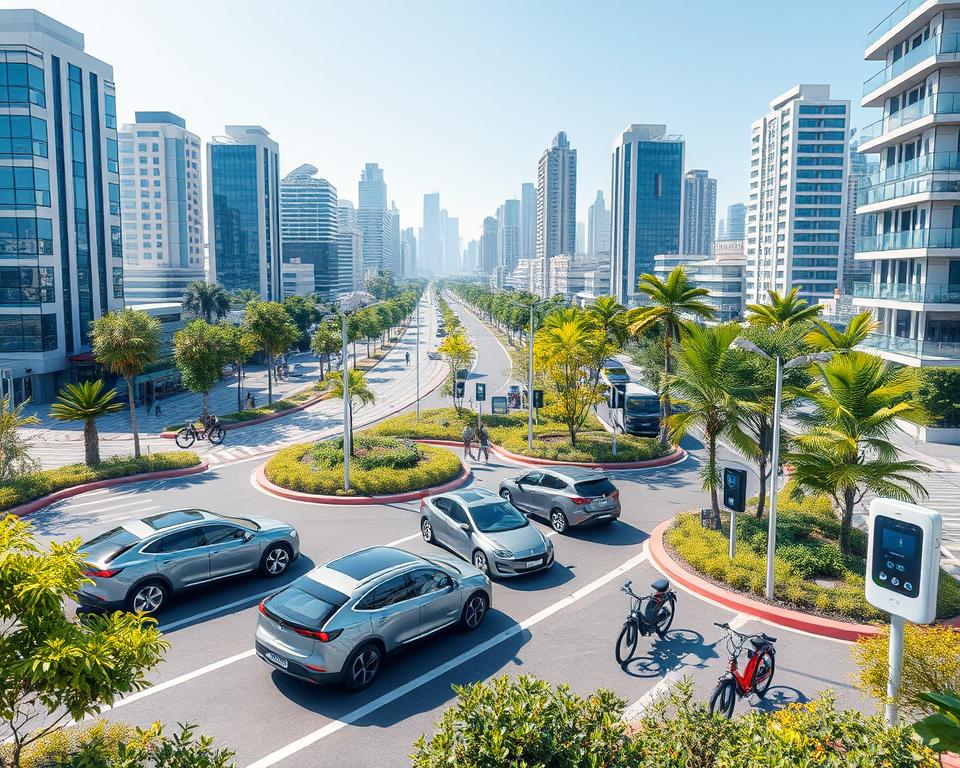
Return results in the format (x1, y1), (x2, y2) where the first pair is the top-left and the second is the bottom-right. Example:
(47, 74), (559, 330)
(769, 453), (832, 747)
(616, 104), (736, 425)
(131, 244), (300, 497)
(26, 290), (869, 768)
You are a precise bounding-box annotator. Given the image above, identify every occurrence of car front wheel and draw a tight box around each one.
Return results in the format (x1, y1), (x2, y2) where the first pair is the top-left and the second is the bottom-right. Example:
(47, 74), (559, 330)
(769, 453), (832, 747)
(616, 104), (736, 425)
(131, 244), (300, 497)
(421, 517), (434, 544)
(126, 580), (168, 614)
(499, 488), (513, 504)
(460, 592), (488, 630)
(261, 544), (291, 577)
(472, 550), (489, 576)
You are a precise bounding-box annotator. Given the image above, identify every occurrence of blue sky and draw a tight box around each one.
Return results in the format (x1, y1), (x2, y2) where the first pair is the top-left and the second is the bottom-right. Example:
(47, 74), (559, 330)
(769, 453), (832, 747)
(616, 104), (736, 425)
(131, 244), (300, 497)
(23, 0), (883, 244)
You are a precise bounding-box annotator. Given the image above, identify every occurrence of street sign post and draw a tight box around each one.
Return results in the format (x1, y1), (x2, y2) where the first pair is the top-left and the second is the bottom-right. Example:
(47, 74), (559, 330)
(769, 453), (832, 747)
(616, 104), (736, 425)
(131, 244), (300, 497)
(475, 383), (486, 401)
(491, 396), (508, 415)
(723, 467), (748, 558)
(865, 499), (942, 725)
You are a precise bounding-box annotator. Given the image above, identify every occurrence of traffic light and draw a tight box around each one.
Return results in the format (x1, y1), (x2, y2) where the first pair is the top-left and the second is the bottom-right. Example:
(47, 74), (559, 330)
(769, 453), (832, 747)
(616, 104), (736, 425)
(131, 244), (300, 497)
(475, 383), (486, 402)
(455, 380), (465, 399)
(532, 389), (543, 409)
(723, 467), (747, 513)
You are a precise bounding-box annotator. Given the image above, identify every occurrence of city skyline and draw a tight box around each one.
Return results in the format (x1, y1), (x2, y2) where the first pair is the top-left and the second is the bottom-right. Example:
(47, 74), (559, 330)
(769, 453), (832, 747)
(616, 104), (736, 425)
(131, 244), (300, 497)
(19, 0), (879, 241)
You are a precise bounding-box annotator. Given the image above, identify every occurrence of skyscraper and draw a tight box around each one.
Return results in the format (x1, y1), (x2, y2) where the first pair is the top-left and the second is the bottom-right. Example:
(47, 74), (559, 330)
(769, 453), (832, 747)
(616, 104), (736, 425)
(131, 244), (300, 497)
(118, 111), (203, 304)
(480, 217), (499, 274)
(464, 239), (479, 273)
(587, 190), (610, 258)
(745, 85), (849, 305)
(0, 10), (124, 402)
(443, 214), (459, 276)
(357, 163), (392, 274)
(207, 125), (282, 300)
(682, 169), (717, 255)
(421, 192), (441, 275)
(520, 182), (536, 262)
(389, 201), (401, 275)
(337, 200), (364, 291)
(610, 124), (684, 304)
(725, 203), (746, 241)
(537, 132), (577, 297)
(280, 164), (345, 299)
(400, 227), (416, 276)
(497, 199), (520, 273)
(843, 137), (873, 291)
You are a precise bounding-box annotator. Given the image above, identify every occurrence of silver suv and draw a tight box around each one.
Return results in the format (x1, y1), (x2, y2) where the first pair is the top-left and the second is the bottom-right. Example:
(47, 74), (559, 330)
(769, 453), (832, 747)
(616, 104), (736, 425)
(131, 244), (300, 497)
(255, 546), (490, 690)
(77, 509), (300, 614)
(498, 466), (621, 533)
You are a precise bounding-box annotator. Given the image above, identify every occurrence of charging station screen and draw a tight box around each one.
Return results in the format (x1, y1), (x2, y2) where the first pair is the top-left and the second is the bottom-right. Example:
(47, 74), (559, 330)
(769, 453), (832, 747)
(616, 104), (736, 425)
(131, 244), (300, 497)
(872, 517), (923, 598)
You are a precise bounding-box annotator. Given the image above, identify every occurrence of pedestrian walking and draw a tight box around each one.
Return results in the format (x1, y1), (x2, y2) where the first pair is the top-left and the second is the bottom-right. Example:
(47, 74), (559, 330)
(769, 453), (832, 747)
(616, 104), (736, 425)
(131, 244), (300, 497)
(462, 423), (475, 461)
(250, 394), (256, 408)
(405, 351), (410, 366)
(477, 423), (490, 465)
(154, 401), (162, 417)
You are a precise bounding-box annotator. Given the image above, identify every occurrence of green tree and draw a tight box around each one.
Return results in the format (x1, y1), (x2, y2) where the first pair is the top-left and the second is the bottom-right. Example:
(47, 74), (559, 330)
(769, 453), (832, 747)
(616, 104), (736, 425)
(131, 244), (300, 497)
(625, 268), (715, 447)
(181, 280), (231, 323)
(745, 287), (823, 330)
(0, 515), (168, 768)
(217, 322), (257, 412)
(229, 288), (260, 307)
(667, 323), (756, 522)
(326, 369), (375, 454)
(365, 270), (398, 300)
(916, 367), (960, 428)
(586, 295), (629, 347)
(49, 380), (123, 467)
(310, 322), (341, 382)
(281, 294), (317, 351)
(173, 320), (234, 419)
(437, 328), (476, 413)
(242, 301), (299, 404)
(91, 309), (161, 459)
(786, 351), (931, 553)
(0, 397), (38, 482)
(806, 311), (878, 352)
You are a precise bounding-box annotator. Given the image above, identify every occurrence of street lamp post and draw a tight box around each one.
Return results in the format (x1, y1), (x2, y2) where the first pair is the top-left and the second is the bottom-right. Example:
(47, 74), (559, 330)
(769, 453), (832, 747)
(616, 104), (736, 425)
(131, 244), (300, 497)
(527, 304), (534, 450)
(731, 337), (831, 601)
(416, 292), (421, 421)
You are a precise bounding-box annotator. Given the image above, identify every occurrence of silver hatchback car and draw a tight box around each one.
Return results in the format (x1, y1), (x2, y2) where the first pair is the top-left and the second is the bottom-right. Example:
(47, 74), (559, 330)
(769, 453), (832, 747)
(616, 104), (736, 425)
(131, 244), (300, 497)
(420, 488), (554, 577)
(255, 546), (490, 689)
(498, 466), (621, 533)
(77, 509), (300, 614)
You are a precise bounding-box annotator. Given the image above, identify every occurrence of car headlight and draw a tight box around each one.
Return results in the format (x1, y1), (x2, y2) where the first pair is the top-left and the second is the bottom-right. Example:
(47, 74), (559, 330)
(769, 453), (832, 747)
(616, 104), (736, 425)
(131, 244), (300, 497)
(289, 529), (298, 538)
(493, 549), (513, 559)
(546, 538), (554, 551)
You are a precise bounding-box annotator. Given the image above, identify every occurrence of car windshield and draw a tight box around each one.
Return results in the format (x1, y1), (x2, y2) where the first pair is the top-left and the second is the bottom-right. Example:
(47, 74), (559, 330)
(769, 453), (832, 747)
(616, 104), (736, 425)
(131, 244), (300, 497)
(469, 502), (527, 533)
(574, 478), (617, 497)
(210, 513), (259, 530)
(626, 395), (660, 416)
(604, 367), (627, 377)
(265, 586), (336, 629)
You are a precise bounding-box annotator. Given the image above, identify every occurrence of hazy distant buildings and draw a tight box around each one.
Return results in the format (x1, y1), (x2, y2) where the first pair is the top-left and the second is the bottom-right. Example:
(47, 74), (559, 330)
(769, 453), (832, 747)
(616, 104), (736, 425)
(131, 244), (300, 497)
(843, 138), (874, 291)
(464, 239), (479, 273)
(587, 190), (610, 258)
(442, 210), (459, 275)
(357, 163), (392, 274)
(725, 203), (746, 241)
(480, 216), (499, 274)
(389, 202), (401, 275)
(576, 222), (585, 254)
(420, 192), (441, 275)
(497, 199), (520, 273)
(208, 125), (282, 301)
(536, 132), (577, 297)
(682, 170), (717, 256)
(401, 227), (416, 276)
(337, 200), (364, 292)
(520, 182), (536, 262)
(610, 124), (684, 304)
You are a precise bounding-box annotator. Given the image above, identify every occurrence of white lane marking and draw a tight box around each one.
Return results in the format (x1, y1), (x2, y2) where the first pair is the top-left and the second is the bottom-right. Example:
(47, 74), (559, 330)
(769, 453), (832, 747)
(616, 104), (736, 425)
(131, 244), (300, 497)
(66, 499), (154, 516)
(98, 506), (161, 522)
(384, 532), (422, 547)
(244, 550), (650, 768)
(55, 492), (136, 509)
(728, 613), (752, 630)
(621, 670), (681, 722)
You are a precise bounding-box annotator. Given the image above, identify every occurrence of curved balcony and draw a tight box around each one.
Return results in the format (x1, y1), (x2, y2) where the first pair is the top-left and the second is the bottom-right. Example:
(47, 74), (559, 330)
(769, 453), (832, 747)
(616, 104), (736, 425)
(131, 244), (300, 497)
(860, 92), (960, 144)
(867, 0), (929, 48)
(856, 227), (960, 253)
(862, 332), (960, 361)
(853, 281), (960, 303)
(857, 172), (960, 207)
(868, 151), (960, 185)
(863, 33), (960, 99)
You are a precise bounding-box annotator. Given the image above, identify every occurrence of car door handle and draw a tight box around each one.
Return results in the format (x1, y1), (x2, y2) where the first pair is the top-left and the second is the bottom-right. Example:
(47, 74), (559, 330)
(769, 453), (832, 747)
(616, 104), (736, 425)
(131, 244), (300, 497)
(377, 615), (389, 624)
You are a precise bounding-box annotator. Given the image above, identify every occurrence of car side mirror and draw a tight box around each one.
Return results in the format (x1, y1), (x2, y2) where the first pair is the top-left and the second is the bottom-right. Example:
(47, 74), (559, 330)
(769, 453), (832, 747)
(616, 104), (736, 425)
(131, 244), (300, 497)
(459, 523), (472, 533)
(242, 531), (255, 542)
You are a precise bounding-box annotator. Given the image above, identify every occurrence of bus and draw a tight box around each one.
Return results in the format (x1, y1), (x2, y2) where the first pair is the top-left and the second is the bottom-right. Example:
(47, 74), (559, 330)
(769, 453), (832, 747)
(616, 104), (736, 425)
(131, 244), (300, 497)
(620, 382), (661, 437)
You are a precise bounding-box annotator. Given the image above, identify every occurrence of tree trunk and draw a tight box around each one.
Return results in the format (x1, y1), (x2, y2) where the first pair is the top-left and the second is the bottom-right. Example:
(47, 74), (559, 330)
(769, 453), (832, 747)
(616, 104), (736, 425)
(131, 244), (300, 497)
(708, 431), (721, 525)
(202, 390), (210, 420)
(237, 366), (242, 411)
(267, 351), (274, 405)
(348, 402), (355, 456)
(840, 487), (855, 555)
(756, 455), (768, 518)
(126, 375), (141, 459)
(84, 418), (100, 466)
(660, 332), (672, 449)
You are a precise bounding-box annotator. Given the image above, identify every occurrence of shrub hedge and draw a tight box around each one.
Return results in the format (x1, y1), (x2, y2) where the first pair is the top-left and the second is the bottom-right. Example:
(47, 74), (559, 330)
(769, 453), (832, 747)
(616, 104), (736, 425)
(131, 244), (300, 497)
(665, 494), (960, 622)
(264, 437), (463, 496)
(0, 452), (201, 512)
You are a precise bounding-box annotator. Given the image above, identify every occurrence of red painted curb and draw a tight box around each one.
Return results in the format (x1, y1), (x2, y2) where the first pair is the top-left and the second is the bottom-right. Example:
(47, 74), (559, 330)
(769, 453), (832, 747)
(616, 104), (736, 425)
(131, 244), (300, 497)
(5, 460), (209, 518)
(255, 458), (472, 505)
(159, 393), (325, 438)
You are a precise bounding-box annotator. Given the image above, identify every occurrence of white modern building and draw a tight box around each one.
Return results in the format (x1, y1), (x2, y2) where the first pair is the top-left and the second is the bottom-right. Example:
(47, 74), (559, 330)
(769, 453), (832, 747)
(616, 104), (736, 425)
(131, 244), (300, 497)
(389, 201), (401, 275)
(0, 11), (124, 402)
(442, 211), (459, 276)
(537, 131), (577, 297)
(745, 84), (850, 306)
(654, 252), (746, 322)
(207, 125), (281, 301)
(497, 198), (520, 274)
(118, 111), (203, 305)
(520, 181), (536, 263)
(337, 199), (364, 291)
(587, 190), (610, 258)
(280, 260), (315, 298)
(550, 253), (610, 301)
(853, 2), (960, 366)
(682, 169), (717, 256)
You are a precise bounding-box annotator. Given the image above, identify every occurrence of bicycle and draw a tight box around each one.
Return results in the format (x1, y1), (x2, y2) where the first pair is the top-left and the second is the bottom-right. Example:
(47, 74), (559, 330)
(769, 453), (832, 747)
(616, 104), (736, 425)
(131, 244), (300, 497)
(175, 415), (225, 448)
(615, 578), (677, 664)
(708, 622), (777, 718)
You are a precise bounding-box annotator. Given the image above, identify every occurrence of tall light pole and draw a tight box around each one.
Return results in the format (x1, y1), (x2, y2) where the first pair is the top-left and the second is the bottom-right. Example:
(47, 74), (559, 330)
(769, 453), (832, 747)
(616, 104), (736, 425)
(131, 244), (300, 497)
(416, 291), (421, 421)
(731, 337), (831, 601)
(514, 296), (547, 450)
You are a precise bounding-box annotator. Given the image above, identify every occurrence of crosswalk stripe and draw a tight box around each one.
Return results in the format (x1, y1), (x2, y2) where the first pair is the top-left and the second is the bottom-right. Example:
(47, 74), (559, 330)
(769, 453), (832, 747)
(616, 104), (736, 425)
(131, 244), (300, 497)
(55, 492), (136, 509)
(60, 498), (154, 515)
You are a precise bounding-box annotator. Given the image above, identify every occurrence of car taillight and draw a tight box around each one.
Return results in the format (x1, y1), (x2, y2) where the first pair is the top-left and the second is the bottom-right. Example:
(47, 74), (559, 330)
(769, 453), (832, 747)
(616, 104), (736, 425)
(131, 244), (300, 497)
(293, 627), (343, 642)
(611, 491), (620, 499)
(83, 568), (122, 578)
(569, 497), (589, 505)
(258, 598), (269, 616)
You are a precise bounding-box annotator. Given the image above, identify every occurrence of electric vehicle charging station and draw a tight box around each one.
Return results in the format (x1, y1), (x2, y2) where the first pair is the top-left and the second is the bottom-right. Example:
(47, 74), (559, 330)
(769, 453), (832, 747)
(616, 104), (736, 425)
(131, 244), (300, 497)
(865, 498), (942, 725)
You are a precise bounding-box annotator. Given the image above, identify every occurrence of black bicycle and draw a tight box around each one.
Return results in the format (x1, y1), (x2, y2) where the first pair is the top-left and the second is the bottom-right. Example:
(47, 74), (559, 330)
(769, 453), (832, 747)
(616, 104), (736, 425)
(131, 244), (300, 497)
(175, 415), (225, 448)
(615, 578), (677, 664)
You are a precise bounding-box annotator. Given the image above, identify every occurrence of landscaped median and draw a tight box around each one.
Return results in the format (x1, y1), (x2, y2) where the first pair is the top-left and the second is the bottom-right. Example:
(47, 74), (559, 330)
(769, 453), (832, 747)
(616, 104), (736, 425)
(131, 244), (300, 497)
(1, 452), (205, 516)
(160, 388), (324, 436)
(257, 434), (469, 504)
(367, 407), (683, 468)
(650, 491), (960, 640)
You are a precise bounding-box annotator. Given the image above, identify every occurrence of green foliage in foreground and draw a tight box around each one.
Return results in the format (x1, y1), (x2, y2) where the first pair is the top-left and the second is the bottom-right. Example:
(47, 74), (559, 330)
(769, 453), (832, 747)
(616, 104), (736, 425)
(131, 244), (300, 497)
(665, 493), (960, 622)
(0, 452), (201, 512)
(368, 407), (668, 462)
(410, 675), (936, 768)
(264, 437), (462, 496)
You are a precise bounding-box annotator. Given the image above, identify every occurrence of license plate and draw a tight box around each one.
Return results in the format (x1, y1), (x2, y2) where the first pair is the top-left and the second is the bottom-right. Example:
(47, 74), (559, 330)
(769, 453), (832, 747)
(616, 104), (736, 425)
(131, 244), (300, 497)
(265, 651), (288, 669)
(526, 558), (543, 567)
(597, 497), (608, 505)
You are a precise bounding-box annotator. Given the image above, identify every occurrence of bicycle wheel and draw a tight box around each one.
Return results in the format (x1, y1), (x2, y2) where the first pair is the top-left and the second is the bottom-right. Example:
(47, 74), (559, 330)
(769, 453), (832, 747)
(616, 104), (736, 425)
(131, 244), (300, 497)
(751, 649), (776, 698)
(654, 595), (676, 638)
(709, 678), (737, 719)
(208, 425), (225, 445)
(615, 619), (639, 664)
(174, 429), (195, 449)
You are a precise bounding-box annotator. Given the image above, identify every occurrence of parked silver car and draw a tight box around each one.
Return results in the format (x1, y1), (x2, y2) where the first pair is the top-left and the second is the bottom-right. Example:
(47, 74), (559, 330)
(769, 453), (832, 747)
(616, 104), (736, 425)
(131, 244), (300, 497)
(420, 488), (554, 577)
(498, 466), (621, 533)
(255, 546), (490, 689)
(77, 509), (300, 614)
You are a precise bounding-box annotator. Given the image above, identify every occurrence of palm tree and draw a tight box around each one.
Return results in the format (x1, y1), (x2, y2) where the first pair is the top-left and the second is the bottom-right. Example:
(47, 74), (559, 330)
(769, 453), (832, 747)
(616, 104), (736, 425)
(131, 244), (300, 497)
(625, 268), (716, 447)
(745, 287), (823, 330)
(586, 295), (629, 347)
(326, 369), (375, 455)
(49, 380), (123, 467)
(91, 309), (161, 459)
(786, 351), (930, 553)
(666, 323), (757, 523)
(182, 281), (231, 323)
(0, 397), (38, 481)
(806, 311), (878, 352)
(230, 288), (260, 308)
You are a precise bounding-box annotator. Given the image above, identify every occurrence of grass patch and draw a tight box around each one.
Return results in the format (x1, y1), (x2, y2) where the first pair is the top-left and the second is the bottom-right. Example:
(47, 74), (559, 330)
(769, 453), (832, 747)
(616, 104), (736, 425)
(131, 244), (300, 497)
(0, 452), (202, 512)
(665, 491), (960, 623)
(264, 435), (463, 496)
(369, 407), (668, 463)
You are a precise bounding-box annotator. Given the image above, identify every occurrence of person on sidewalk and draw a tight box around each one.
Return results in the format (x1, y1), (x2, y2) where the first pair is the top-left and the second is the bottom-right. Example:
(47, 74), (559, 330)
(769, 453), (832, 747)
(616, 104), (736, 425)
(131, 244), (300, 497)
(477, 423), (490, 465)
(154, 401), (162, 417)
(462, 424), (475, 461)
(405, 351), (410, 366)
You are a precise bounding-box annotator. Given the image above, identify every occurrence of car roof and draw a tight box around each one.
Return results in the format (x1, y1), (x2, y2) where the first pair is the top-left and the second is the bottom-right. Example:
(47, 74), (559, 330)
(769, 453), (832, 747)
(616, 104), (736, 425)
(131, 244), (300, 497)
(603, 359), (627, 369)
(108, 509), (217, 543)
(325, 546), (423, 581)
(443, 488), (499, 507)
